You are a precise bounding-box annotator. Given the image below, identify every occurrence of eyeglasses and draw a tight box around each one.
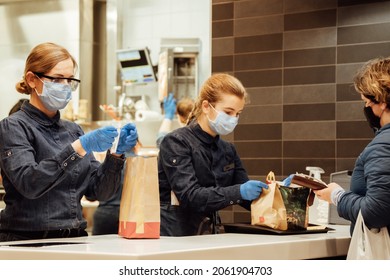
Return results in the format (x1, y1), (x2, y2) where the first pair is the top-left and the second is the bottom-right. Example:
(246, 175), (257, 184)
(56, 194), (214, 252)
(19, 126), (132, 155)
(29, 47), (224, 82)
(34, 72), (80, 91)
(363, 98), (379, 108)
(362, 94), (379, 107)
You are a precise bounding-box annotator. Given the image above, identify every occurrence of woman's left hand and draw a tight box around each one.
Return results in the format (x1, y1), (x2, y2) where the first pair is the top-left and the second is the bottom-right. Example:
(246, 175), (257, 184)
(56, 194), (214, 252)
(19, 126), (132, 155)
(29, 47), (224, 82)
(116, 123), (138, 154)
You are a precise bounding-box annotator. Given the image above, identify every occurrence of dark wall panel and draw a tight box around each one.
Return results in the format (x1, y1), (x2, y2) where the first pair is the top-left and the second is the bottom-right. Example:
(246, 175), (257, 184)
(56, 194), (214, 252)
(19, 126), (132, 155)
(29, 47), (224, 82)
(336, 84), (359, 101)
(242, 159), (282, 176)
(338, 22), (390, 44)
(235, 52), (282, 71)
(337, 121), (373, 138)
(212, 55), (233, 72)
(337, 140), (371, 157)
(337, 42), (390, 63)
(234, 123), (282, 140)
(283, 141), (335, 158)
(235, 69), (282, 87)
(284, 9), (336, 31)
(212, 20), (233, 38)
(235, 0), (283, 18)
(212, 0), (390, 223)
(284, 66), (335, 85)
(283, 103), (335, 121)
(235, 34), (283, 53)
(284, 48), (336, 67)
(212, 2), (234, 21)
(236, 141), (282, 158)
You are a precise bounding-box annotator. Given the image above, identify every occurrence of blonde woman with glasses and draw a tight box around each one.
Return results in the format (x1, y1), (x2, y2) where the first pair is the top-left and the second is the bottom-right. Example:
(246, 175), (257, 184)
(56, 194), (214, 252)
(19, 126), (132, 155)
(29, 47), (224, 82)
(0, 42), (137, 241)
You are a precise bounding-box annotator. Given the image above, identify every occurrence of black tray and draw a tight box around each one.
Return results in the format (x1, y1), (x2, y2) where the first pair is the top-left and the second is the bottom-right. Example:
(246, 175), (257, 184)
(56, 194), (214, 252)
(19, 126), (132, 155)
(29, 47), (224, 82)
(223, 223), (334, 235)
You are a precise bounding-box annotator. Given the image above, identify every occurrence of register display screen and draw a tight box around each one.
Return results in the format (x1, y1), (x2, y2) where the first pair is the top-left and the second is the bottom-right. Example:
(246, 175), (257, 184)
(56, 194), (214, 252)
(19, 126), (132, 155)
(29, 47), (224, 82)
(117, 48), (157, 84)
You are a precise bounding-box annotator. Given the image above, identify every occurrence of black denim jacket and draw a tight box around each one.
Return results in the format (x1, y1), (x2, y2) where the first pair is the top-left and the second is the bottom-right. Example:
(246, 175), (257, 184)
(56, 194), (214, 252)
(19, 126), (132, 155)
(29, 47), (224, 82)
(0, 101), (124, 231)
(158, 121), (250, 235)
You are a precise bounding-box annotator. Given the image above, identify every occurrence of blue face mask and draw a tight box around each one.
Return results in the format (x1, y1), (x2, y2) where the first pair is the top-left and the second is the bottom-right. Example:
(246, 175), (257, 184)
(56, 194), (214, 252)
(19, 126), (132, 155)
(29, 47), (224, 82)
(207, 104), (238, 135)
(35, 80), (72, 111)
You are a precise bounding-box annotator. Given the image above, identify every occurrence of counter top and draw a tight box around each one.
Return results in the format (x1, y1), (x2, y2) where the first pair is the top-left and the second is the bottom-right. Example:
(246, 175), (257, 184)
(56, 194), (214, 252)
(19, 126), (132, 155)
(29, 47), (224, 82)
(0, 225), (350, 260)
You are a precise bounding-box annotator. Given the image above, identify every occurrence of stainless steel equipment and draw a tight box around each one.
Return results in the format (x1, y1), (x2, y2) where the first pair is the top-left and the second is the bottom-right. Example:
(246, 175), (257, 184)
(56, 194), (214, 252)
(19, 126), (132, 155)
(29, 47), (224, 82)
(158, 38), (200, 102)
(328, 170), (351, 225)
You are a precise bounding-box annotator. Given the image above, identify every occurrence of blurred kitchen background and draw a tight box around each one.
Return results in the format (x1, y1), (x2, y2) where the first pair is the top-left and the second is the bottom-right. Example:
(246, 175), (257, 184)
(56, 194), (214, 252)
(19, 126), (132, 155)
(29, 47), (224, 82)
(1, 0), (390, 223)
(0, 0), (210, 146)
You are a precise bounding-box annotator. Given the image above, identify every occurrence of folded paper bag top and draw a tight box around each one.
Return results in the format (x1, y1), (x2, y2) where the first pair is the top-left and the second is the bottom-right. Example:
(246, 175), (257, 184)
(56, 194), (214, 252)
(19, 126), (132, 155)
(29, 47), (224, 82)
(251, 171), (288, 230)
(291, 173), (327, 190)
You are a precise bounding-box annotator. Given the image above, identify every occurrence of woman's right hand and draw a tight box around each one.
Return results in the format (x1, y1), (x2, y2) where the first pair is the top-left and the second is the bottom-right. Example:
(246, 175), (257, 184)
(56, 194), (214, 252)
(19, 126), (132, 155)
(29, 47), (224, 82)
(77, 126), (118, 155)
(240, 180), (269, 201)
(314, 182), (343, 204)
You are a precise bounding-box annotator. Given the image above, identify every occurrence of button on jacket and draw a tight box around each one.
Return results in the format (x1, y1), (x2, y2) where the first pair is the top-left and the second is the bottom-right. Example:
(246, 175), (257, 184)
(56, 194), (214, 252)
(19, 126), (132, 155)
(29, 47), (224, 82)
(158, 121), (250, 236)
(0, 101), (125, 231)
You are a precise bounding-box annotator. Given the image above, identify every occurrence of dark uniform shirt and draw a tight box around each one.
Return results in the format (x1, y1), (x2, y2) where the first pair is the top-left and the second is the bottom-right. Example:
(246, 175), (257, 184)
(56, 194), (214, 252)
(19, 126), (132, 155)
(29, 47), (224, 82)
(158, 121), (249, 236)
(0, 101), (124, 232)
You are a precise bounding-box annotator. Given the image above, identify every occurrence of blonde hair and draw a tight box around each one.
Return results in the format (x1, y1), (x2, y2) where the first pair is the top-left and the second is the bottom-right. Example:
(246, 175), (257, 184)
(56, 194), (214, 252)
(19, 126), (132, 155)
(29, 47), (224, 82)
(187, 73), (247, 124)
(176, 98), (194, 123)
(15, 42), (78, 95)
(354, 57), (390, 105)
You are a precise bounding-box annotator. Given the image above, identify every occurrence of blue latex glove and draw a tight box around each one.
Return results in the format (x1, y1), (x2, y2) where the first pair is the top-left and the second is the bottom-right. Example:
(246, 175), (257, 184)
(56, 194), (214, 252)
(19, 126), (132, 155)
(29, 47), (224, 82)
(240, 180), (269, 201)
(282, 174), (295, 187)
(80, 126), (118, 154)
(116, 123), (138, 154)
(163, 93), (177, 120)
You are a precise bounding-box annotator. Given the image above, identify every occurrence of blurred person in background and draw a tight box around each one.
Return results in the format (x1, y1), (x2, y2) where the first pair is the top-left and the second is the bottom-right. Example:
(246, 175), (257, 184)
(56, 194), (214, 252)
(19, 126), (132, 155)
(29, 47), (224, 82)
(156, 93), (194, 147)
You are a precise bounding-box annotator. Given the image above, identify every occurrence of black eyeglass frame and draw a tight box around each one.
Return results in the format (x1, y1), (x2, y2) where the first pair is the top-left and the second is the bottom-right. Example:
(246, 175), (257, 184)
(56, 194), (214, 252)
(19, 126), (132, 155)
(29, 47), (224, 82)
(33, 72), (81, 91)
(363, 93), (379, 104)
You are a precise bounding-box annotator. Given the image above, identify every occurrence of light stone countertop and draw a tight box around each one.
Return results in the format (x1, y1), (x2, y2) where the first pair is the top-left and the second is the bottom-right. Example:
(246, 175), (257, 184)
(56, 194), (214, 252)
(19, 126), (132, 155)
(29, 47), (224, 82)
(0, 225), (350, 260)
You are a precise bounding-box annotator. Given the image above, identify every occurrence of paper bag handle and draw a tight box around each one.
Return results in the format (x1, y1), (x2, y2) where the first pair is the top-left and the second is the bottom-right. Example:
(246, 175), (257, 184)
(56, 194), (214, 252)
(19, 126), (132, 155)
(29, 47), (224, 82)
(266, 171), (276, 183)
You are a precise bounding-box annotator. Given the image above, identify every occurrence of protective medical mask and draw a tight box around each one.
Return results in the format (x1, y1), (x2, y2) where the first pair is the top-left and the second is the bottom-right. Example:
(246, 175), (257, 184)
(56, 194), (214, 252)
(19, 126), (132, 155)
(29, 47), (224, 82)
(363, 106), (381, 133)
(35, 80), (72, 111)
(207, 104), (238, 135)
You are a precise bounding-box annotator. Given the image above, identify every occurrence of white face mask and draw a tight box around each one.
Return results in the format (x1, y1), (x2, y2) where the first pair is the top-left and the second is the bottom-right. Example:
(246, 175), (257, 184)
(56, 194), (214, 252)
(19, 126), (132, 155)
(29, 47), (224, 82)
(35, 80), (72, 111)
(207, 104), (238, 135)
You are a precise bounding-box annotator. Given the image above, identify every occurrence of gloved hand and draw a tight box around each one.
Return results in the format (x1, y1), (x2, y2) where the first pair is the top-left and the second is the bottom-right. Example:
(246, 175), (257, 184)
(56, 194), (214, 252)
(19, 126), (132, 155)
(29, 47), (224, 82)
(240, 180), (269, 201)
(281, 174), (295, 187)
(80, 126), (118, 154)
(163, 93), (177, 120)
(116, 123), (138, 154)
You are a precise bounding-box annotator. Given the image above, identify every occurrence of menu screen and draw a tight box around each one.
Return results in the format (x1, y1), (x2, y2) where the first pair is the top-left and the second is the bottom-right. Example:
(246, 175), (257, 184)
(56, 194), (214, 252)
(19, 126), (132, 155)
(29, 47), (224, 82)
(117, 48), (156, 84)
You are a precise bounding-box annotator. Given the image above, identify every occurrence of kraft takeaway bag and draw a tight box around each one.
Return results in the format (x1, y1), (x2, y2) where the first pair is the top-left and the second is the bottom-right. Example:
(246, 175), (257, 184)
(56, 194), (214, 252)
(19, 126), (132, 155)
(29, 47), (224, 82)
(347, 210), (390, 259)
(251, 172), (288, 230)
(118, 155), (160, 239)
(279, 183), (311, 230)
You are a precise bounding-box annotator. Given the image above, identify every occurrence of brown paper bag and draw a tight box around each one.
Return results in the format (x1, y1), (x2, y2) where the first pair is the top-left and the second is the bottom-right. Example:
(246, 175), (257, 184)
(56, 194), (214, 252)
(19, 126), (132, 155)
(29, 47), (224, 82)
(251, 172), (288, 230)
(118, 156), (160, 239)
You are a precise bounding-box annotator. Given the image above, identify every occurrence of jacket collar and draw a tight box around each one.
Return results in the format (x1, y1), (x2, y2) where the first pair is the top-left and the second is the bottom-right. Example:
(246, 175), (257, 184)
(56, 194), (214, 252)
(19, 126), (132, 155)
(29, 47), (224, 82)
(189, 120), (220, 145)
(21, 101), (61, 126)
